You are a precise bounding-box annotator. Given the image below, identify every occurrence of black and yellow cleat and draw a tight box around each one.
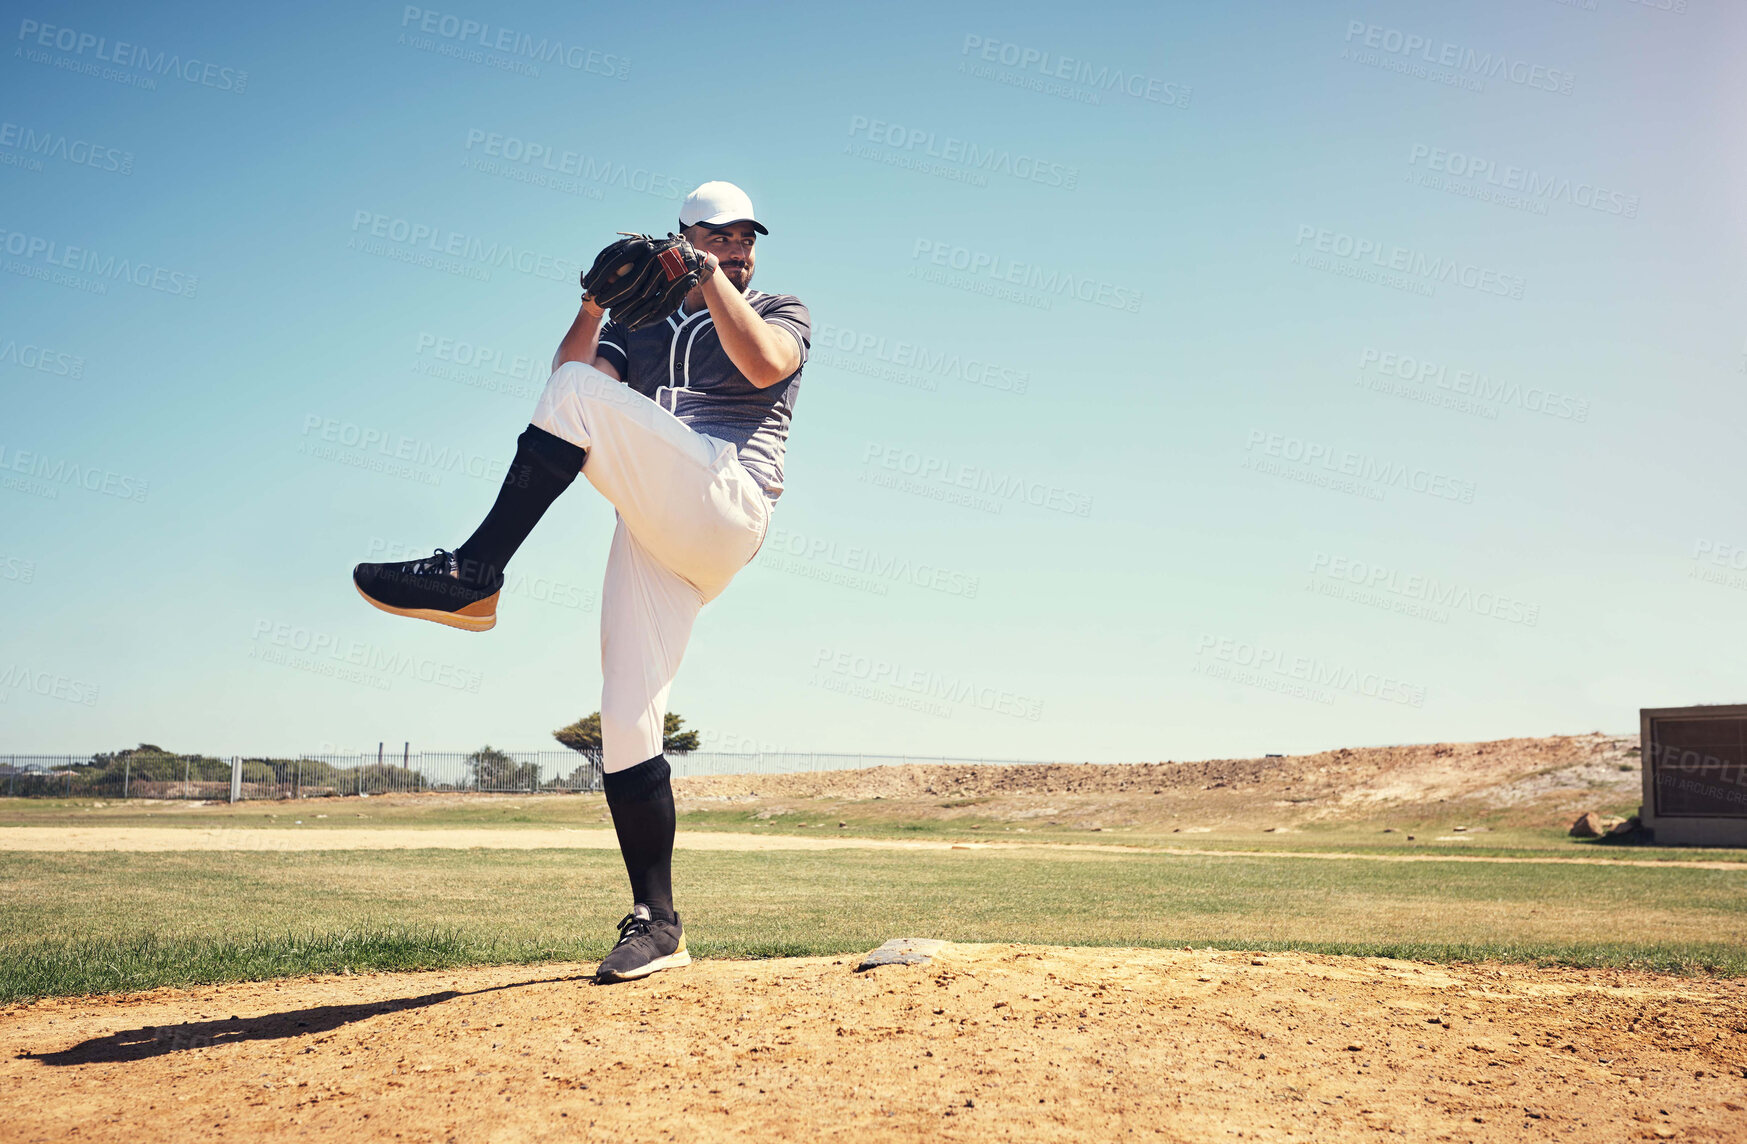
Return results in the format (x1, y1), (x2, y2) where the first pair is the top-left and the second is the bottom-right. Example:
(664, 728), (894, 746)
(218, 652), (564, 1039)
(595, 904), (690, 983)
(352, 548), (502, 632)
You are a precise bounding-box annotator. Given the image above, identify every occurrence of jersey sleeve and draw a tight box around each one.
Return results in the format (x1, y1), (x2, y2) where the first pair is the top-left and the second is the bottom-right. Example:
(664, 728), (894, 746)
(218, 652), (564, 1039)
(761, 296), (811, 375)
(594, 318), (630, 378)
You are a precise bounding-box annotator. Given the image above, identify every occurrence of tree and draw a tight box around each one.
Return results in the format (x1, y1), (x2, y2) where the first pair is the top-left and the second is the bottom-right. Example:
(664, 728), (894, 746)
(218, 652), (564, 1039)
(553, 714), (602, 755)
(467, 745), (538, 791)
(87, 744), (213, 782)
(553, 712), (700, 755)
(663, 713), (699, 754)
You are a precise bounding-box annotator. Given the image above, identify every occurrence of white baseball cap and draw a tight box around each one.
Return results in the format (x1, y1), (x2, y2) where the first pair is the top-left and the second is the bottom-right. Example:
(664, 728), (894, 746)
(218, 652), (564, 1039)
(679, 180), (768, 234)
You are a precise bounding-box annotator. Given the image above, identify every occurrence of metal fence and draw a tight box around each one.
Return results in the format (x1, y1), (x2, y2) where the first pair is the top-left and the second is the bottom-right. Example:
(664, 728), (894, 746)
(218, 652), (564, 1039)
(0, 749), (1059, 801)
(0, 751), (603, 800)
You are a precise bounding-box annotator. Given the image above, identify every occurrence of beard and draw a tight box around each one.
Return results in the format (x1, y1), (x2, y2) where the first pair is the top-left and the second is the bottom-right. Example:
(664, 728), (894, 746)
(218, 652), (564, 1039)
(720, 262), (752, 292)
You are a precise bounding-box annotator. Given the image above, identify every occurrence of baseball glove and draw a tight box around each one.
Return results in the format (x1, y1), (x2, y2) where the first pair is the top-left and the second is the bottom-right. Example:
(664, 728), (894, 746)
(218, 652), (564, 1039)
(581, 232), (710, 331)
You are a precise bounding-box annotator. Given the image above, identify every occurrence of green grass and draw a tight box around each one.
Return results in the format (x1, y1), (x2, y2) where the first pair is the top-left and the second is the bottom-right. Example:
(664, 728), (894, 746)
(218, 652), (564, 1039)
(3, 845), (1745, 1004)
(12, 795), (1744, 865)
(678, 805), (1747, 864)
(0, 928), (524, 1006)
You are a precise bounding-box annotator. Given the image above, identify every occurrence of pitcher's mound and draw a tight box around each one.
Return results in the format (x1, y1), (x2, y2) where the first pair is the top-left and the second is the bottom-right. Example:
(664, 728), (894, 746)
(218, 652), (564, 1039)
(4, 944), (1742, 1142)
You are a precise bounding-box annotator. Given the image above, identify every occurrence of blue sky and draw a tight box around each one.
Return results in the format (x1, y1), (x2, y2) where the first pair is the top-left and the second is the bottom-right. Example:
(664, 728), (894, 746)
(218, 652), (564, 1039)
(3, 0), (1742, 760)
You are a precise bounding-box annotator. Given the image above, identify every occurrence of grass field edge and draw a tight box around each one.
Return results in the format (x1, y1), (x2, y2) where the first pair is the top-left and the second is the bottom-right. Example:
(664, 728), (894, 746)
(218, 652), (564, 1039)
(5, 927), (1745, 1007)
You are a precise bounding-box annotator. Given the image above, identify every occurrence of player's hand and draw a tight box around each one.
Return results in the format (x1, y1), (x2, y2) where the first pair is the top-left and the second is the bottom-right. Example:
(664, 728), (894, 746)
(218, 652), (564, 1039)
(696, 250), (720, 285)
(581, 294), (607, 320)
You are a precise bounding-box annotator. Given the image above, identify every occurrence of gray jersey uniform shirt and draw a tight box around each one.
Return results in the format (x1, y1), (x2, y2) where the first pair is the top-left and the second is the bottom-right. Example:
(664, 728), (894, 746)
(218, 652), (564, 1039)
(595, 289), (811, 502)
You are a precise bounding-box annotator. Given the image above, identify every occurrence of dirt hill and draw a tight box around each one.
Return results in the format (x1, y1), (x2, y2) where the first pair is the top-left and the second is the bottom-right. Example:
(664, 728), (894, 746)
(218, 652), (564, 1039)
(673, 733), (1643, 833)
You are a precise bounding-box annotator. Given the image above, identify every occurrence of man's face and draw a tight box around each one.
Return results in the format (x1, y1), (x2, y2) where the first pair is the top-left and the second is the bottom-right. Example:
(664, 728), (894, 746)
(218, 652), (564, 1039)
(684, 221), (757, 292)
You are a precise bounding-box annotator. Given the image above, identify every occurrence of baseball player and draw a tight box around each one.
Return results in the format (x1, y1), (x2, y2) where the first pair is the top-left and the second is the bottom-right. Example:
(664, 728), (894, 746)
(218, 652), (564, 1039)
(352, 181), (810, 982)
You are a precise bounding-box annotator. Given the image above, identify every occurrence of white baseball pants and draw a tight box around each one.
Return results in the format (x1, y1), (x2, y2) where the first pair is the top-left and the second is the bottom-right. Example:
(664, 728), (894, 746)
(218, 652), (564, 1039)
(530, 362), (771, 772)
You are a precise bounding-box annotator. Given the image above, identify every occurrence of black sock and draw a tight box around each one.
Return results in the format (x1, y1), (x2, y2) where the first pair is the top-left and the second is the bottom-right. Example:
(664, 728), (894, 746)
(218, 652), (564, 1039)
(602, 754), (676, 920)
(452, 425), (585, 587)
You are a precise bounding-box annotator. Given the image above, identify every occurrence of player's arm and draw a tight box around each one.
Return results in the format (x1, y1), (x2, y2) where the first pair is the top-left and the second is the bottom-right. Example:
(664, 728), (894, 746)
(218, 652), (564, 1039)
(552, 297), (622, 380)
(697, 257), (801, 389)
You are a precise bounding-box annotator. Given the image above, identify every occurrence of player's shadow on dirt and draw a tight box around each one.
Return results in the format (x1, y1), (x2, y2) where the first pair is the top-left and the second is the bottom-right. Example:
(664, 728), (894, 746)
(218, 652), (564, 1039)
(25, 975), (583, 1066)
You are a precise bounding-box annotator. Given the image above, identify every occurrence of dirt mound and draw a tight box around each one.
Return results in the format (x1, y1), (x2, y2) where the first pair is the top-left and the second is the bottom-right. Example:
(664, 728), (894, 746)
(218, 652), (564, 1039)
(675, 734), (1633, 803)
(6, 944), (1739, 1143)
(674, 733), (1642, 832)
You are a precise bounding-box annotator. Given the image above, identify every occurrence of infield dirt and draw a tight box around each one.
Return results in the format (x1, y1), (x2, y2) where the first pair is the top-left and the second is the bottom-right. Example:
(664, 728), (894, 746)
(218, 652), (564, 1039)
(6, 943), (1744, 1144)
